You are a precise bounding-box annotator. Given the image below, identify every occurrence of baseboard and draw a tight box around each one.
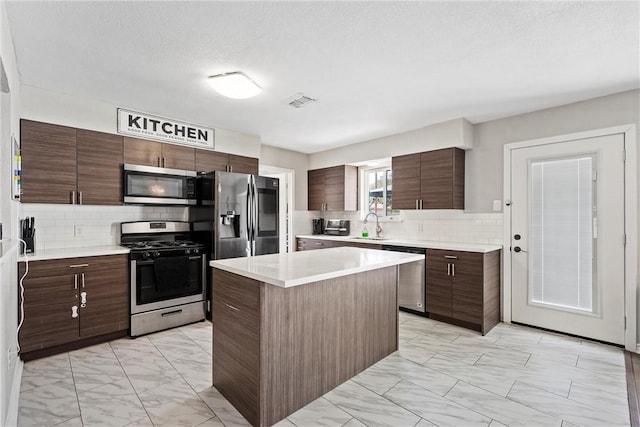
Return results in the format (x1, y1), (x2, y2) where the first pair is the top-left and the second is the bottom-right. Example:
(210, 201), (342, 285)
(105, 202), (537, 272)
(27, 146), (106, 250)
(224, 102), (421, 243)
(4, 359), (23, 427)
(636, 344), (640, 354)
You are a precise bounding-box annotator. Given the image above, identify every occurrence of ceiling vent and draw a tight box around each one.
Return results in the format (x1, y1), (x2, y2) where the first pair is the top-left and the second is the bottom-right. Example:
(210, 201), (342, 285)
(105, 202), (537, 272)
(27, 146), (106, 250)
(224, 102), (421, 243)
(286, 93), (317, 108)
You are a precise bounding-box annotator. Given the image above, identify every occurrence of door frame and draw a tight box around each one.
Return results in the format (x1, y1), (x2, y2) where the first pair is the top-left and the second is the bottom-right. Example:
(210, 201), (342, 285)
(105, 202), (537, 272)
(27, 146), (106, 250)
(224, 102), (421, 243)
(259, 164), (294, 253)
(502, 125), (638, 351)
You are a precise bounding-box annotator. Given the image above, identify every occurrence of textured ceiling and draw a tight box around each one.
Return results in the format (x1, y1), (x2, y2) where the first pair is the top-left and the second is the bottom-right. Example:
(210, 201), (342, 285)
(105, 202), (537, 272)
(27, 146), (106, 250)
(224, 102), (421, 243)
(5, 1), (639, 153)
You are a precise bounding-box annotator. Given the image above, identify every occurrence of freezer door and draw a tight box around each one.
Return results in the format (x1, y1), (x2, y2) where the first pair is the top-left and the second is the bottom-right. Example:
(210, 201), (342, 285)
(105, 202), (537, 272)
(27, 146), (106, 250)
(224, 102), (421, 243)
(254, 175), (280, 255)
(215, 171), (251, 259)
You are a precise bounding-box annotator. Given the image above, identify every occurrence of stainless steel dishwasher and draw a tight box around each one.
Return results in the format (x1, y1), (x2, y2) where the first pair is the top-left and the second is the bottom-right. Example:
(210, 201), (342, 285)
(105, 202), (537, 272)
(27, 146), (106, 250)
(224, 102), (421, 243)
(381, 245), (426, 313)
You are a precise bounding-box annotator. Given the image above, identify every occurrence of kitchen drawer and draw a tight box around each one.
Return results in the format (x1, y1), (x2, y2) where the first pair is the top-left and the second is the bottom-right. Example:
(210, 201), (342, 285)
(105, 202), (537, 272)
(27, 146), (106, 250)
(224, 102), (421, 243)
(213, 269), (260, 311)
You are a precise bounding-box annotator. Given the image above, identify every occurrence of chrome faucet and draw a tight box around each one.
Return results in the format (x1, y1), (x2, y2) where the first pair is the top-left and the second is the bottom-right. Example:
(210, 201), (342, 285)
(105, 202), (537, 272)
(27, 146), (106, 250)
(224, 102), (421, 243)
(364, 212), (382, 238)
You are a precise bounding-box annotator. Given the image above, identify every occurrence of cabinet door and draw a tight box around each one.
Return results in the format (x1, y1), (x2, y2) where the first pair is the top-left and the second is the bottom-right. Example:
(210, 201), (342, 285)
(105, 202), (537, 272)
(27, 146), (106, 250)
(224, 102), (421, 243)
(392, 153), (421, 210)
(451, 252), (484, 324)
(162, 143), (195, 170)
(18, 261), (78, 353)
(421, 148), (464, 209)
(426, 250), (452, 317)
(228, 154), (259, 175)
(323, 166), (347, 211)
(307, 168), (326, 210)
(77, 130), (123, 205)
(124, 137), (162, 167)
(195, 150), (229, 172)
(79, 255), (130, 338)
(213, 269), (260, 426)
(21, 120), (77, 204)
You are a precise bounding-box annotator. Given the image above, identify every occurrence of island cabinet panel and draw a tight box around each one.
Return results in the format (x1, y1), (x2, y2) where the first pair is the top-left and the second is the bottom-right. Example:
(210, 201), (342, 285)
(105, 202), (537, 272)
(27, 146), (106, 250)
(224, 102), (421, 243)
(213, 270), (260, 425)
(77, 129), (123, 205)
(20, 120), (77, 204)
(212, 265), (398, 427)
(426, 248), (501, 335)
(18, 254), (129, 361)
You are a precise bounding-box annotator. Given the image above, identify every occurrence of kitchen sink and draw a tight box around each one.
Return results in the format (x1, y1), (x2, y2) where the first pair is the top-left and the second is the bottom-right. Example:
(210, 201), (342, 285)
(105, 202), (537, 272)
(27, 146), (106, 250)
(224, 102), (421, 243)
(350, 236), (388, 241)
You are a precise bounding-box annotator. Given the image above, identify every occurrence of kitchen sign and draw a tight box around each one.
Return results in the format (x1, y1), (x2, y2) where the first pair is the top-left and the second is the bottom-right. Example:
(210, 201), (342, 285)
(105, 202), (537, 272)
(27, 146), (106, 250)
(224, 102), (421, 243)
(117, 108), (215, 149)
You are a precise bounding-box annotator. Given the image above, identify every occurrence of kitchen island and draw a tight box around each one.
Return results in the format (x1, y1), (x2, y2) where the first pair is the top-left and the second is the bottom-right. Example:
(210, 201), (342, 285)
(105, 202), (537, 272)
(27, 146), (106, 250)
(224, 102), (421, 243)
(210, 247), (424, 427)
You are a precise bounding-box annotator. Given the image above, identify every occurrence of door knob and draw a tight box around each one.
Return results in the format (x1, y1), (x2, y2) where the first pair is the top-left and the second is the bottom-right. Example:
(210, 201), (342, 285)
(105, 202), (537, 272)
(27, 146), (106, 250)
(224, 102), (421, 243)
(514, 234), (521, 240)
(514, 246), (527, 253)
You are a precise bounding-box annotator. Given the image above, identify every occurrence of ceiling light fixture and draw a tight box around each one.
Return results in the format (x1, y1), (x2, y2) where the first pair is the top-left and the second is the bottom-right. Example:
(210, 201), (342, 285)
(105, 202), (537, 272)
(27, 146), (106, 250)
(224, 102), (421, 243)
(207, 72), (261, 99)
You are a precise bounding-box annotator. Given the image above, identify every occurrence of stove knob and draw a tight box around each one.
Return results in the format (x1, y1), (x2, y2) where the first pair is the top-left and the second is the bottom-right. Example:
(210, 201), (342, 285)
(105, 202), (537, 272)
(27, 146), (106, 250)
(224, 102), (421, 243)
(142, 252), (151, 260)
(193, 248), (200, 255)
(185, 248), (191, 255)
(153, 251), (160, 258)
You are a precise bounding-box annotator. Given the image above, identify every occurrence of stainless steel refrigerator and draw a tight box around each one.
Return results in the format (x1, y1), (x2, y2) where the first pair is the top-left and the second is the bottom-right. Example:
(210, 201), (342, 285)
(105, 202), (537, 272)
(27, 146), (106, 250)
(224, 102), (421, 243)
(189, 171), (279, 316)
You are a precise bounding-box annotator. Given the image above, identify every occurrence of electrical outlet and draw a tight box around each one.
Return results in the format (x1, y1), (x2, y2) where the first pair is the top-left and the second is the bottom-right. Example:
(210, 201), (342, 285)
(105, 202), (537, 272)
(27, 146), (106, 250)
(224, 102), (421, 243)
(493, 200), (502, 211)
(75, 225), (85, 237)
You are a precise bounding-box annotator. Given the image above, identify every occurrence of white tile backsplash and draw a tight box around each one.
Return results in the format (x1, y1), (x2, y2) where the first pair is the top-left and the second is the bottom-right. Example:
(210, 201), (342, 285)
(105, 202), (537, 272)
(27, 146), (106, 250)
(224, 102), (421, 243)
(304, 209), (503, 245)
(20, 204), (188, 250)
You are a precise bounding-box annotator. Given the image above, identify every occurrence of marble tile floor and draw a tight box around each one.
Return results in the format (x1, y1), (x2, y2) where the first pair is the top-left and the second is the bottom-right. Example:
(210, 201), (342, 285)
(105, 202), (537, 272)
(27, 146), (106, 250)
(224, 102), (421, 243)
(17, 312), (630, 427)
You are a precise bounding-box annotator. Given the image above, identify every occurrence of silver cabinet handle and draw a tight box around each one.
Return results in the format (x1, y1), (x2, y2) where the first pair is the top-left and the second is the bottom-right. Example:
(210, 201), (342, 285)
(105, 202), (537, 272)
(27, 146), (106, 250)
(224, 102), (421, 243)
(162, 157), (166, 168)
(447, 263), (451, 276)
(415, 200), (419, 209)
(452, 264), (455, 277)
(69, 263), (89, 268)
(229, 165), (233, 172)
(444, 256), (458, 259)
(81, 272), (85, 288)
(420, 200), (424, 209)
(71, 191), (76, 205)
(225, 302), (240, 312)
(74, 273), (78, 290)
(78, 191), (83, 205)
(157, 157), (161, 167)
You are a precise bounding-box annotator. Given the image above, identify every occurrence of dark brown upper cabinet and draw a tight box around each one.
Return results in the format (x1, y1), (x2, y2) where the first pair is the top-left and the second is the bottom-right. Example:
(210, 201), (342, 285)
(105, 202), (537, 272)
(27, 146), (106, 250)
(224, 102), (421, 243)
(123, 136), (195, 170)
(21, 120), (123, 205)
(195, 150), (259, 175)
(307, 165), (358, 211)
(392, 147), (465, 210)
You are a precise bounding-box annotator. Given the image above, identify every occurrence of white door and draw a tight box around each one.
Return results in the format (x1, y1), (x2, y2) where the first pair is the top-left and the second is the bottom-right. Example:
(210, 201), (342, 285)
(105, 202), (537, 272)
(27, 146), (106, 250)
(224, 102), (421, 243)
(510, 134), (625, 344)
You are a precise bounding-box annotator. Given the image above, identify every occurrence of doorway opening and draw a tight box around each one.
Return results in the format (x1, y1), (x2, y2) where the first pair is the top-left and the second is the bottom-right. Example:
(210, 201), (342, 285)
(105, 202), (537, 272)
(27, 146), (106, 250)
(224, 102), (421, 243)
(260, 165), (294, 253)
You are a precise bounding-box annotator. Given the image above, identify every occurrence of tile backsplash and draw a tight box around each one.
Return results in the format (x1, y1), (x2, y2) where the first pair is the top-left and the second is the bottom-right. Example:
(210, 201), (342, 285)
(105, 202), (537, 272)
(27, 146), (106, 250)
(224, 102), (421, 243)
(20, 204), (188, 250)
(23, 203), (503, 251)
(306, 209), (503, 245)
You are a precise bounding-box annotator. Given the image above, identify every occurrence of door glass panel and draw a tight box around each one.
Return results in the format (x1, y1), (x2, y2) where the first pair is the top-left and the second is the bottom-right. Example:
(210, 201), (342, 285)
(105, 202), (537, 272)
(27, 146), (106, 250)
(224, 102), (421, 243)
(257, 188), (277, 235)
(529, 155), (596, 313)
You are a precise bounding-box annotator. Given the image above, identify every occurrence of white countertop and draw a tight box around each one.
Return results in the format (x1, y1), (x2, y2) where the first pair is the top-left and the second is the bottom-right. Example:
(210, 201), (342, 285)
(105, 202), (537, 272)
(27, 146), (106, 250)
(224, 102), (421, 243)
(297, 235), (502, 253)
(18, 245), (130, 261)
(210, 246), (424, 288)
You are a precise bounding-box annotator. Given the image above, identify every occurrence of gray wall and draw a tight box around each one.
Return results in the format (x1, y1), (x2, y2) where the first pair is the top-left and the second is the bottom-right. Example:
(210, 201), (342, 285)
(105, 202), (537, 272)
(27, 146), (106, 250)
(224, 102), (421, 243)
(466, 89), (640, 212)
(260, 145), (309, 211)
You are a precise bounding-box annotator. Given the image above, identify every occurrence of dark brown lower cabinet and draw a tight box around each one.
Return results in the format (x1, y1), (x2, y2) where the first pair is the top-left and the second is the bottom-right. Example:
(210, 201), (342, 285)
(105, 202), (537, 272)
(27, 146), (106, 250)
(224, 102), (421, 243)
(426, 249), (501, 335)
(18, 254), (129, 360)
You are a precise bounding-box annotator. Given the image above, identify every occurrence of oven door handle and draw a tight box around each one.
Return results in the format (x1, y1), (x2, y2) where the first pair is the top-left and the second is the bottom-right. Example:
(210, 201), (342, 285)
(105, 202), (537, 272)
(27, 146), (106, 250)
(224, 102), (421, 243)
(134, 256), (201, 266)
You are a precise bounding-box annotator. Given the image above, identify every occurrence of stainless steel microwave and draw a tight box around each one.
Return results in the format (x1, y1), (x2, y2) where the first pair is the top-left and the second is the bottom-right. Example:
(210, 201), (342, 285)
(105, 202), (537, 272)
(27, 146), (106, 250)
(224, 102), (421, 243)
(123, 164), (198, 205)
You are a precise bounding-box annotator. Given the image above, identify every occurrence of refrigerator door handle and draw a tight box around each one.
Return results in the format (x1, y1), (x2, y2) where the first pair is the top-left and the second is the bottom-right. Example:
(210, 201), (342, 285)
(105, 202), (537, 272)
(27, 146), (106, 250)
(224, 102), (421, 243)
(246, 180), (253, 255)
(252, 175), (258, 256)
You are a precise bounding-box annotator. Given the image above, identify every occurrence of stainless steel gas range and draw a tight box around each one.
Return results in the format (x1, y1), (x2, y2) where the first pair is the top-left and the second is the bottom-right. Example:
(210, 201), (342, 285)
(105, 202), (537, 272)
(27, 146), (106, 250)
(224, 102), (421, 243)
(121, 221), (206, 337)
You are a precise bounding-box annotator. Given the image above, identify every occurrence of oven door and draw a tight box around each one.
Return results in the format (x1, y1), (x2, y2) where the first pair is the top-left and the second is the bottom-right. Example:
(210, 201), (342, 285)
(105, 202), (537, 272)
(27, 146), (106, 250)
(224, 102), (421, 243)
(130, 255), (206, 314)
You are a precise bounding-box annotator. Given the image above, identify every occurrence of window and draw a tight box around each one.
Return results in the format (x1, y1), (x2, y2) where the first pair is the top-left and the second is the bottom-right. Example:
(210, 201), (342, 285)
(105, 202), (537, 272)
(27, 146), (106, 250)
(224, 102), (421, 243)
(363, 167), (393, 217)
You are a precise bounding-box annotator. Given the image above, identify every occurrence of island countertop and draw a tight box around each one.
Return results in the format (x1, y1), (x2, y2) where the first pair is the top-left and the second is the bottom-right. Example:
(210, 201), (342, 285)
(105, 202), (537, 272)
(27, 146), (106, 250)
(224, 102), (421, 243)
(210, 246), (424, 288)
